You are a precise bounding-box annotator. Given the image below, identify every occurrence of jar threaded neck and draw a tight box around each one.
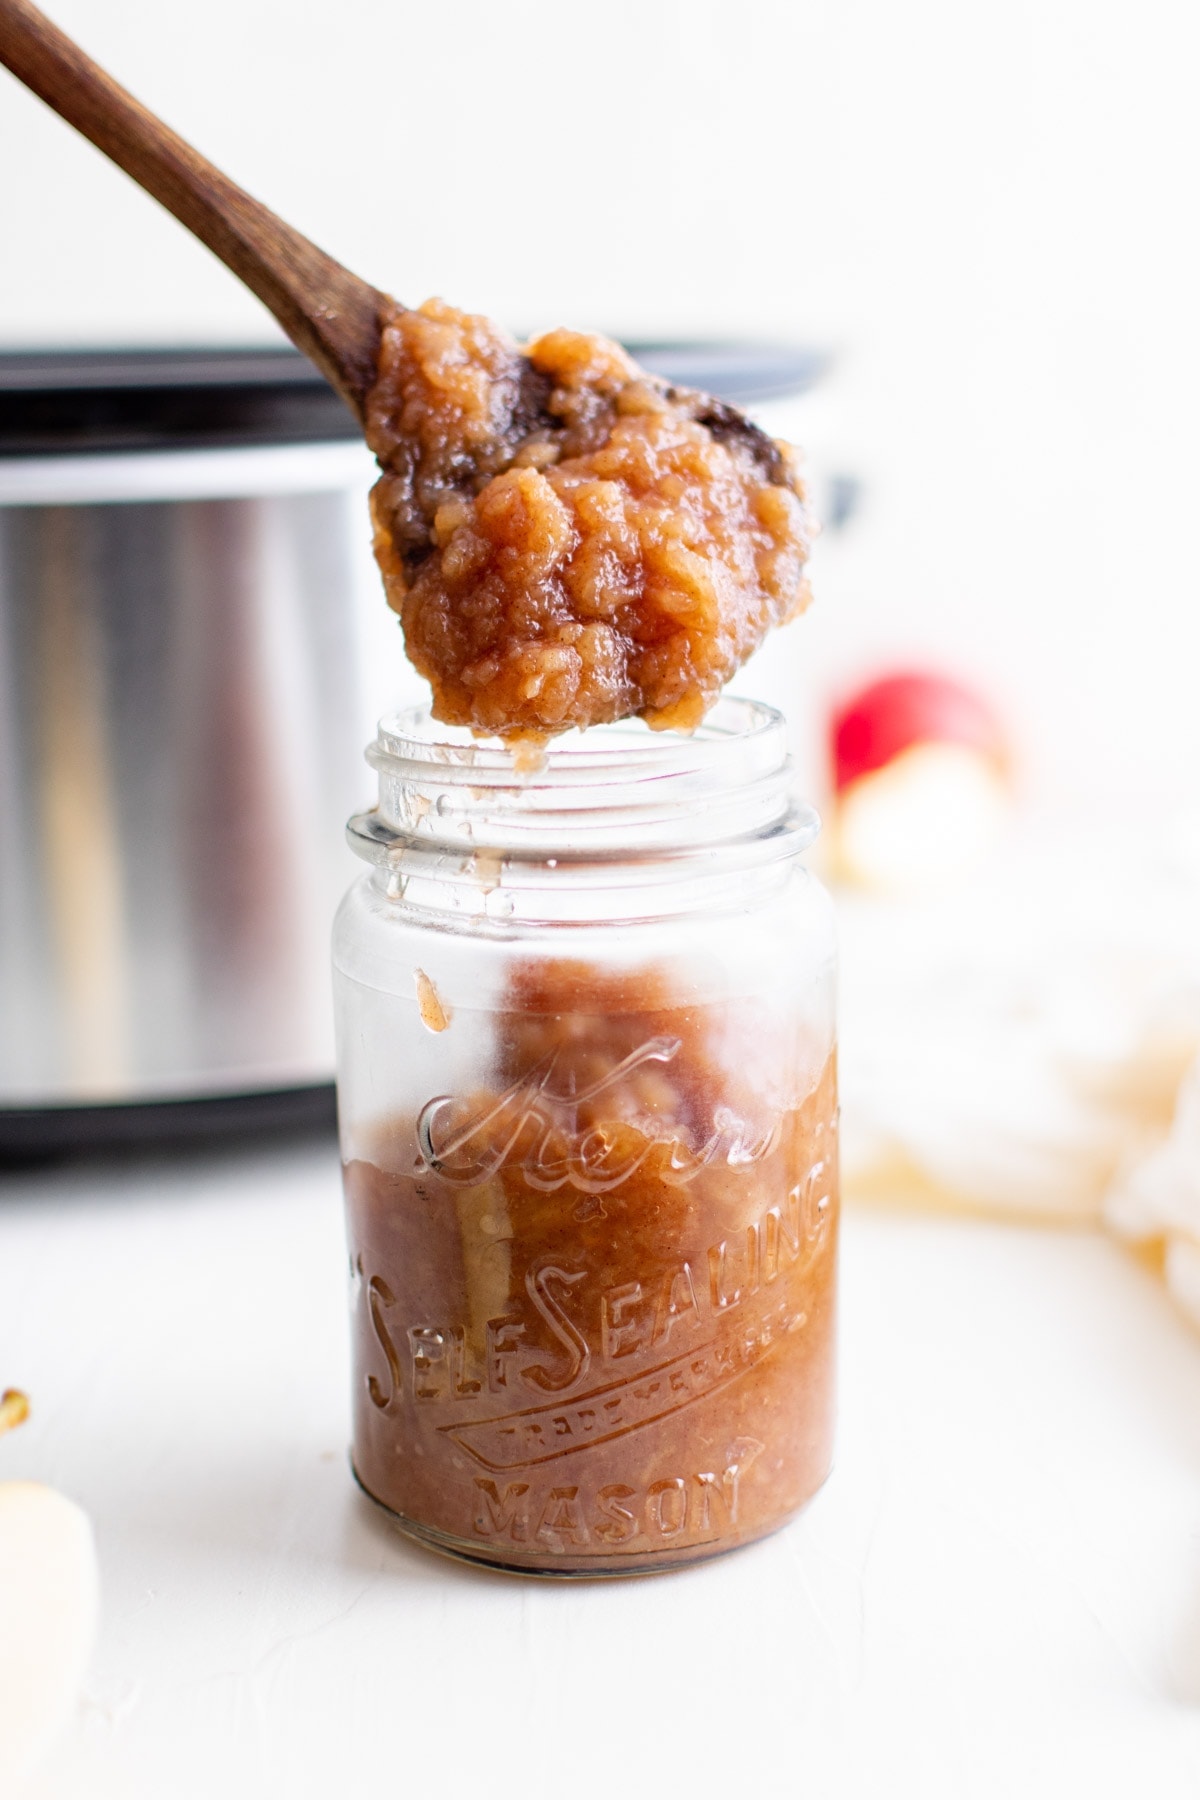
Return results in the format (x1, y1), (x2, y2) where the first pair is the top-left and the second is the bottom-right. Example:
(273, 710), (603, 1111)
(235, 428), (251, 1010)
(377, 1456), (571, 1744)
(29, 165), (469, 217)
(346, 697), (819, 925)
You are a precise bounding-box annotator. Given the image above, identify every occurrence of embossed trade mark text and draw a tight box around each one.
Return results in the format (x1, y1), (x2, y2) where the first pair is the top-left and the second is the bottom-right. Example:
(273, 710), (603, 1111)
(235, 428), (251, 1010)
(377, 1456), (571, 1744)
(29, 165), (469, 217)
(443, 1299), (804, 1471)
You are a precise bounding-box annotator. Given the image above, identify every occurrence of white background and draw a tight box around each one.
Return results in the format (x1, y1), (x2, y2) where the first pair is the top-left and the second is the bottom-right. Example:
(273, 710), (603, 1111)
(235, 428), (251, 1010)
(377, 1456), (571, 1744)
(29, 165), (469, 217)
(3, 0), (1200, 808)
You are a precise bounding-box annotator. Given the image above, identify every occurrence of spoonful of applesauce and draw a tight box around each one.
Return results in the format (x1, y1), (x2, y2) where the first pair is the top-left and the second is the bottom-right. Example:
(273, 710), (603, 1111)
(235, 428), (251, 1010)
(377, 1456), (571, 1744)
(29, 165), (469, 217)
(0, 0), (816, 740)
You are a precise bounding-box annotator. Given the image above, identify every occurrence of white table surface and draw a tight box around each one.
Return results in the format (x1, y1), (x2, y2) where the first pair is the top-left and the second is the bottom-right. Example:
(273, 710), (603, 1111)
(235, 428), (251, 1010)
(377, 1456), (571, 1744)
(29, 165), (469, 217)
(5, 1131), (1200, 1800)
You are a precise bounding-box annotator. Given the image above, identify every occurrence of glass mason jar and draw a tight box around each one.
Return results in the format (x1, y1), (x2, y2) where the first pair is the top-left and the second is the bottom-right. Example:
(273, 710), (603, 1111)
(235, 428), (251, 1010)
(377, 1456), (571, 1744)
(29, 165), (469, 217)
(333, 697), (838, 1576)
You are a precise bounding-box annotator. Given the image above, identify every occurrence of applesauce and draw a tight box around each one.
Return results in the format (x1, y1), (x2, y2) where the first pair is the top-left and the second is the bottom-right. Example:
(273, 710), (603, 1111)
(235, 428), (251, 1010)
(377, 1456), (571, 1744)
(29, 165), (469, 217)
(364, 300), (816, 740)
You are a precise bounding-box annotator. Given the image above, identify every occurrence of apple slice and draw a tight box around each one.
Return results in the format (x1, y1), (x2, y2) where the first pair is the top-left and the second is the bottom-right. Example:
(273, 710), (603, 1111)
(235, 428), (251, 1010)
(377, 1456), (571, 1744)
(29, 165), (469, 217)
(0, 1395), (99, 1787)
(829, 671), (1010, 891)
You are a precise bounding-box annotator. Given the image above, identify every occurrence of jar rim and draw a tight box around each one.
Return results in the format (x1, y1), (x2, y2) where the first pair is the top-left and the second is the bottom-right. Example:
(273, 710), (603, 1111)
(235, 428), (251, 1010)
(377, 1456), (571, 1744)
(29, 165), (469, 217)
(371, 694), (789, 786)
(348, 697), (820, 903)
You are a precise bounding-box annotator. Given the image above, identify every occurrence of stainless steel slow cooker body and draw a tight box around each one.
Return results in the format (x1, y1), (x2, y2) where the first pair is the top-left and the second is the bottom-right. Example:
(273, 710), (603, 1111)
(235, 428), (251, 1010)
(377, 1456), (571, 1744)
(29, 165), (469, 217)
(0, 350), (386, 1153)
(0, 344), (829, 1155)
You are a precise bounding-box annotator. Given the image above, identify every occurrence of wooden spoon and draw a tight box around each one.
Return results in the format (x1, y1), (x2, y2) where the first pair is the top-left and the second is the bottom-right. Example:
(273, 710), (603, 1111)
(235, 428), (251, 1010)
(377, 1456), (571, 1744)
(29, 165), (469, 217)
(0, 0), (389, 422)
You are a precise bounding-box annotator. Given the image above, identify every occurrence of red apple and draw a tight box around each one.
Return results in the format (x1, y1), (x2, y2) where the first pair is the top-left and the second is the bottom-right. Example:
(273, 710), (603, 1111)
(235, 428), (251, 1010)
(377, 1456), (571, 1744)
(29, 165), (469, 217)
(829, 672), (1010, 890)
(832, 671), (1007, 794)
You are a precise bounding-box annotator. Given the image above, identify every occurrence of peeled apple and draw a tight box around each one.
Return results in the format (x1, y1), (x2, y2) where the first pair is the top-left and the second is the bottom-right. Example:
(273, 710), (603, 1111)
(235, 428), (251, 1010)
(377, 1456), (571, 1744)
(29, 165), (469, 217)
(0, 1394), (98, 1786)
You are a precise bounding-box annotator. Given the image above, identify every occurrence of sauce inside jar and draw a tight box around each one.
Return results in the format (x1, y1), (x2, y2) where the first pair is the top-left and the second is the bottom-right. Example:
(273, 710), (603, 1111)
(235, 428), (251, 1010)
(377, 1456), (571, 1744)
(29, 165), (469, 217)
(344, 958), (838, 1574)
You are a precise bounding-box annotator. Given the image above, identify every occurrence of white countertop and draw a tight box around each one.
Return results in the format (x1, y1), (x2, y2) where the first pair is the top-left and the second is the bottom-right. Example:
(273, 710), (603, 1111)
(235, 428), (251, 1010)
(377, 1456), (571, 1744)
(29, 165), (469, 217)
(5, 1133), (1200, 1799)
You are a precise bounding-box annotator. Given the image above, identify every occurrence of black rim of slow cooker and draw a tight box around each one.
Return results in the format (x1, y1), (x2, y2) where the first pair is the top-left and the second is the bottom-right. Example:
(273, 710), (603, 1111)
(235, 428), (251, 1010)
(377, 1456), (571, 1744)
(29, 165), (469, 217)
(0, 1084), (339, 1166)
(0, 342), (826, 458)
(0, 347), (361, 457)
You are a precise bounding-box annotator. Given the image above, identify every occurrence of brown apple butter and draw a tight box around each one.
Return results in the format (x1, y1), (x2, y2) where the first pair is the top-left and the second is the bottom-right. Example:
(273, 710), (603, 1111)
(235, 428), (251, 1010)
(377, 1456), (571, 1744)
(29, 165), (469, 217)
(344, 960), (838, 1574)
(364, 300), (816, 740)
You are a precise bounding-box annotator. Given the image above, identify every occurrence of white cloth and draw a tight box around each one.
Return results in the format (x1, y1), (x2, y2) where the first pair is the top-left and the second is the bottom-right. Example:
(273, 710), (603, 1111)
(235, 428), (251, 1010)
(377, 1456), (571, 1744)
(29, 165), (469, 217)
(837, 810), (1200, 1320)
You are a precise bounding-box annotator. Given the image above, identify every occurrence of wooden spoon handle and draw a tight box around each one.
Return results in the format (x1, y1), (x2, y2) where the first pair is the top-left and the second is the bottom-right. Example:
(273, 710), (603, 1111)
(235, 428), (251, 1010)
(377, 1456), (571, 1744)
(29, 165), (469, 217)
(0, 0), (387, 419)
